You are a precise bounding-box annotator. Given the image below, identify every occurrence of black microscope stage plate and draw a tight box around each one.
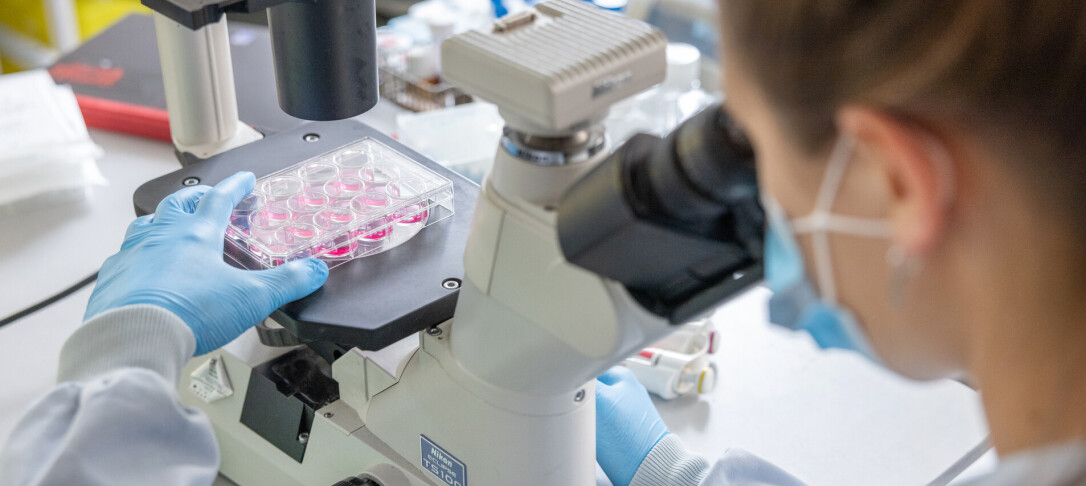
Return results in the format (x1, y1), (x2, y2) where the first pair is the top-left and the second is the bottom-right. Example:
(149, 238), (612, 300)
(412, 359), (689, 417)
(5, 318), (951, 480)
(133, 120), (479, 350)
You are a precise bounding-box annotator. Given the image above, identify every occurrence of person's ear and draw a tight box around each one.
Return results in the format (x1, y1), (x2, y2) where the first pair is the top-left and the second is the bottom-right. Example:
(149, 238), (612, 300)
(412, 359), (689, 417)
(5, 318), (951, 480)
(837, 107), (955, 255)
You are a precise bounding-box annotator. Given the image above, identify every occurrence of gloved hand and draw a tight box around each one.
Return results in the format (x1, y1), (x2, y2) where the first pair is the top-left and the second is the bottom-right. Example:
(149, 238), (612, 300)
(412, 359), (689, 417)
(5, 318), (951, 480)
(596, 366), (670, 486)
(85, 172), (329, 355)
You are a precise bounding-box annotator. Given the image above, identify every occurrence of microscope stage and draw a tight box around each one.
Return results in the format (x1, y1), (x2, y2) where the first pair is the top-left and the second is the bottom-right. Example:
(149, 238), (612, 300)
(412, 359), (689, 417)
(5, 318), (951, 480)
(134, 120), (479, 350)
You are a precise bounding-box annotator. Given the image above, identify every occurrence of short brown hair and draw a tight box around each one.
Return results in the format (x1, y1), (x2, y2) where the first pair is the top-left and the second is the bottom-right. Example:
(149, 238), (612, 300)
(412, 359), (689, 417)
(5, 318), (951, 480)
(720, 1), (1086, 212)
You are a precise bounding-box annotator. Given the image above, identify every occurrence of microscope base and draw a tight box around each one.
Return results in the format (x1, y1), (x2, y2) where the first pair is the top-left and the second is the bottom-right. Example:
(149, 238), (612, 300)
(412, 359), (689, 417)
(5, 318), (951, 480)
(178, 321), (599, 486)
(178, 346), (435, 486)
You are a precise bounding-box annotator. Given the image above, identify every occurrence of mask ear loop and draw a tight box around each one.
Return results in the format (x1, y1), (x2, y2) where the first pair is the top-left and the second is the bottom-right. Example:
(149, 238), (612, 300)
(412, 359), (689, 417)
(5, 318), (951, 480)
(801, 135), (857, 304)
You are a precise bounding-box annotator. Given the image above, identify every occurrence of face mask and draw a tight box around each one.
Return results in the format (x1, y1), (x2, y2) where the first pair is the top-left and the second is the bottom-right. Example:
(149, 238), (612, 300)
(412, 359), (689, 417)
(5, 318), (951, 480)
(762, 135), (892, 362)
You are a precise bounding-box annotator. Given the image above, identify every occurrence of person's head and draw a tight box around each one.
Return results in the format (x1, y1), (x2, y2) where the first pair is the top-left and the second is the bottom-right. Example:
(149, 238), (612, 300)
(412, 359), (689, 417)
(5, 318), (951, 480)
(717, 1), (1086, 380)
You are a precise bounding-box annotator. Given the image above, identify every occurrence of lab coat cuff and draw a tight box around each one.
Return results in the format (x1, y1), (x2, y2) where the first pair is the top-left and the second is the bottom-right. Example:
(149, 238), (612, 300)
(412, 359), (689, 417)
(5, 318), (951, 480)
(58, 304), (196, 386)
(630, 434), (711, 486)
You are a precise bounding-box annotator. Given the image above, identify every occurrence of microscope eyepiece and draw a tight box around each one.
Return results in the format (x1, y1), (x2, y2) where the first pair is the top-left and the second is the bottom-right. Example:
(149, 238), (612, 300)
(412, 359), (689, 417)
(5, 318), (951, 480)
(558, 104), (764, 323)
(630, 104), (757, 234)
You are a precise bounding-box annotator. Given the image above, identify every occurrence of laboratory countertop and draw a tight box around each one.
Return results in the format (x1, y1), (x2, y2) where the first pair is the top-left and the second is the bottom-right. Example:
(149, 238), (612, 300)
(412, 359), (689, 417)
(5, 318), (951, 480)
(0, 111), (994, 486)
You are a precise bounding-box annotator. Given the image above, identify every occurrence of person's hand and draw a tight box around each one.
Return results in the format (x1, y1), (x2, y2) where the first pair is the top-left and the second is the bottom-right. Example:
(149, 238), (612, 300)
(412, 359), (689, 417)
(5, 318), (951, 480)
(85, 172), (329, 355)
(596, 366), (670, 486)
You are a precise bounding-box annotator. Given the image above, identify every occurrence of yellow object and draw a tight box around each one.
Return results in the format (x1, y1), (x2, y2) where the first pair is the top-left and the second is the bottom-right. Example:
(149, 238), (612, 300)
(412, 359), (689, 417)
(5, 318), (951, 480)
(0, 0), (51, 46)
(75, 0), (149, 40)
(0, 0), (147, 71)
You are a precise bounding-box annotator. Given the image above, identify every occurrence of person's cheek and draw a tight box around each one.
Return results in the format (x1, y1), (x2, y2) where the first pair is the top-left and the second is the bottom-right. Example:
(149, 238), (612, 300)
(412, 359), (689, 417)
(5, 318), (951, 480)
(753, 142), (791, 207)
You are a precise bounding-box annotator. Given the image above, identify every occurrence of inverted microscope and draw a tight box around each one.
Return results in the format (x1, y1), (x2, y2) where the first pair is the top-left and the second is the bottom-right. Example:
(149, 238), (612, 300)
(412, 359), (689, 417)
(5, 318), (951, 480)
(133, 0), (762, 484)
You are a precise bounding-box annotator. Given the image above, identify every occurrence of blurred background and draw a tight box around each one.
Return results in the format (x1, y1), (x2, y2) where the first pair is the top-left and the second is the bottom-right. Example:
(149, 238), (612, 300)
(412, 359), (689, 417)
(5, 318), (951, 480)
(0, 0), (144, 73)
(0, 0), (723, 182)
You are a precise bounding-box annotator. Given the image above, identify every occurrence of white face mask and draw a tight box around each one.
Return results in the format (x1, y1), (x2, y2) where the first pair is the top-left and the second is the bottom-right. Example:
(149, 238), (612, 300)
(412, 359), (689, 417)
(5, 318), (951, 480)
(762, 132), (954, 362)
(762, 135), (888, 361)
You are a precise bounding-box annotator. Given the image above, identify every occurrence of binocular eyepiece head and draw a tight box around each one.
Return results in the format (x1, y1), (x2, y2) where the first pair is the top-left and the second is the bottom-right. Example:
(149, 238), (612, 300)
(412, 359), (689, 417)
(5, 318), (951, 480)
(558, 104), (765, 322)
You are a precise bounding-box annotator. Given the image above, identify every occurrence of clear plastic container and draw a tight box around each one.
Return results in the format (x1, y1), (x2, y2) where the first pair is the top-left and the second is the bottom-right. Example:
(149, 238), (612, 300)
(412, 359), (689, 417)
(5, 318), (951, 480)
(225, 138), (455, 269)
(378, 65), (473, 112)
(396, 102), (503, 183)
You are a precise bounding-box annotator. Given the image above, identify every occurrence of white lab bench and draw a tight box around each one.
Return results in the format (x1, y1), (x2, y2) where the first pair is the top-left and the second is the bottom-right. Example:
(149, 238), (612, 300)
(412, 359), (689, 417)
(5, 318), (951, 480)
(0, 115), (995, 485)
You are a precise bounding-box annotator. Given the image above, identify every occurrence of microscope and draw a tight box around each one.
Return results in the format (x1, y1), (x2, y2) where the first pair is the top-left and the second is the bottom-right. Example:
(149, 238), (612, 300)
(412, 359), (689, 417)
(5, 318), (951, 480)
(133, 1), (762, 484)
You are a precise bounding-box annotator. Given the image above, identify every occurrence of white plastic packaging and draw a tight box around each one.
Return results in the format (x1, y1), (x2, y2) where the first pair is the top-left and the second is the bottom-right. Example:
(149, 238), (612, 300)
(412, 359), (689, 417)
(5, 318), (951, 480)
(0, 70), (106, 213)
(624, 319), (718, 400)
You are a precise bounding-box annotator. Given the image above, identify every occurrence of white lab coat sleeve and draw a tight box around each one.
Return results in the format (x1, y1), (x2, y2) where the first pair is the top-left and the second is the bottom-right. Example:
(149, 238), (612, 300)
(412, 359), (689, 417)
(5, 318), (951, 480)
(629, 434), (809, 486)
(0, 305), (219, 486)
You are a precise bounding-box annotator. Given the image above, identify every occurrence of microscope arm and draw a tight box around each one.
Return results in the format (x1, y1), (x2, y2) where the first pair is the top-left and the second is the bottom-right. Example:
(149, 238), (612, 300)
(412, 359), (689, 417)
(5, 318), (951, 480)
(449, 165), (676, 396)
(331, 146), (673, 486)
(445, 104), (761, 397)
(151, 12), (262, 162)
(328, 104), (761, 482)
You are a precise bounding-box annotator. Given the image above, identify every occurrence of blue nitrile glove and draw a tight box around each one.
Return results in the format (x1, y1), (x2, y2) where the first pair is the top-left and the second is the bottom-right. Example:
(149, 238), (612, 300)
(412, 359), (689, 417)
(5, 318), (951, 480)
(84, 171), (329, 355)
(596, 366), (670, 486)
